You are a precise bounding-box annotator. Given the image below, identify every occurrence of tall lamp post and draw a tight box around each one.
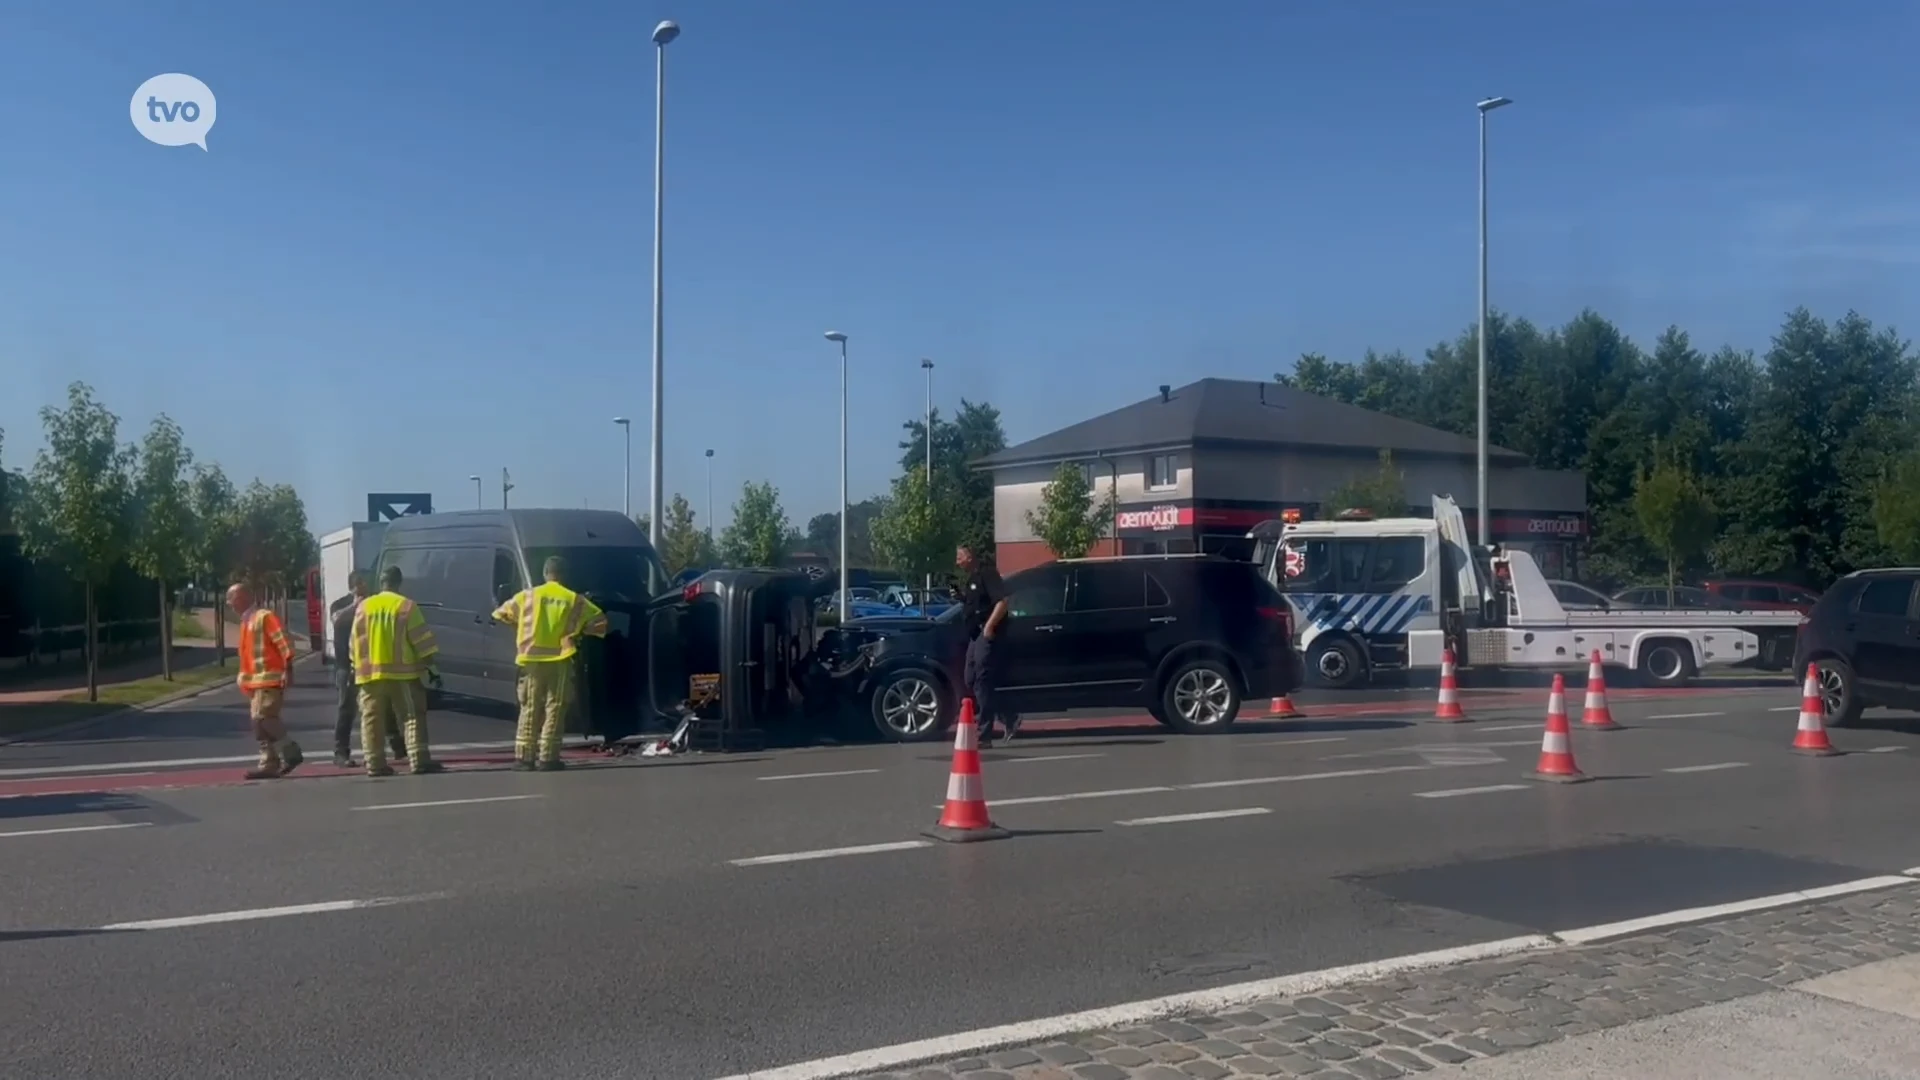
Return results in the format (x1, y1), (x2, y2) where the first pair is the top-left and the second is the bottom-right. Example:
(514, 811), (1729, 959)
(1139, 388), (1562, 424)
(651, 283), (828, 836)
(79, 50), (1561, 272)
(920, 356), (935, 594)
(469, 474), (482, 509)
(647, 18), (681, 549)
(703, 448), (715, 539)
(1475, 95), (1511, 556)
(614, 416), (632, 518)
(824, 331), (850, 623)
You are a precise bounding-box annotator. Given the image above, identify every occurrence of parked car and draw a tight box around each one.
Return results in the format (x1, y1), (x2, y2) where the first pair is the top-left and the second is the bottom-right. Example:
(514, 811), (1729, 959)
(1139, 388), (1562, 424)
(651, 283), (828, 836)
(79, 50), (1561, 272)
(1546, 579), (1613, 611)
(1612, 584), (1740, 610)
(1791, 568), (1920, 727)
(1700, 579), (1821, 614)
(880, 584), (957, 617)
(817, 554), (1304, 740)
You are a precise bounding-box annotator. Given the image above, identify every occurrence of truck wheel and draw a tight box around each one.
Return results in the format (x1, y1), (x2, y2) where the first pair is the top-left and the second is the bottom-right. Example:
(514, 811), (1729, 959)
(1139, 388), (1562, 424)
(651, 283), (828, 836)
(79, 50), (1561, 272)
(868, 666), (951, 742)
(1159, 656), (1241, 734)
(1638, 640), (1695, 687)
(1309, 638), (1366, 690)
(1813, 657), (1866, 728)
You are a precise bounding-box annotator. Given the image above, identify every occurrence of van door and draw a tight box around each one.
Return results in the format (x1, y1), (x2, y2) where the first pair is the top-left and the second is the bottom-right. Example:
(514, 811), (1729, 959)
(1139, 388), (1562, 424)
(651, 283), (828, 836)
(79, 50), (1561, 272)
(416, 546), (495, 699)
(480, 548), (526, 693)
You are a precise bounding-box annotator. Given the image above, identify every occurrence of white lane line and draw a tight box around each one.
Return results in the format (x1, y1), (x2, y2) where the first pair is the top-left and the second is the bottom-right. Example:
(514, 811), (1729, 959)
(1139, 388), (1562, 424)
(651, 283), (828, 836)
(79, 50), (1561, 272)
(99, 894), (440, 932)
(1555, 876), (1916, 945)
(1664, 762), (1750, 774)
(1182, 764), (1434, 791)
(758, 769), (882, 781)
(1866, 746), (1909, 754)
(1239, 737), (1348, 747)
(1414, 784), (1529, 799)
(1470, 723), (1544, 733)
(1905, 867), (1920, 878)
(1645, 711), (1726, 720)
(0, 821), (154, 839)
(730, 840), (932, 867)
(351, 795), (543, 812)
(1117, 807), (1270, 827)
(1768, 706), (1802, 712)
(992, 785), (1176, 808)
(0, 741), (518, 778)
(996, 753), (1107, 763)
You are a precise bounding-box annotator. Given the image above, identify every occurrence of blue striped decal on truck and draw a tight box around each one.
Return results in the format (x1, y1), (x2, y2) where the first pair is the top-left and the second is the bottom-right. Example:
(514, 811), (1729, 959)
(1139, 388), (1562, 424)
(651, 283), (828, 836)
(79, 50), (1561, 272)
(1288, 593), (1433, 637)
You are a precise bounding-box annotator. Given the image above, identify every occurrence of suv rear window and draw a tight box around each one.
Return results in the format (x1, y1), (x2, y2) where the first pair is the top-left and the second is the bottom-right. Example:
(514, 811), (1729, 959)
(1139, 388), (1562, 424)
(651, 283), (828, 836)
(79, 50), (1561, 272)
(1855, 577), (1917, 617)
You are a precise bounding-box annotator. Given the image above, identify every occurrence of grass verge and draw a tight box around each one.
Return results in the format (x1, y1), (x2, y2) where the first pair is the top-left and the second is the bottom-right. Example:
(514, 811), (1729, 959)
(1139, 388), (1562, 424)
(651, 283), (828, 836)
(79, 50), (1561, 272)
(0, 664), (234, 740)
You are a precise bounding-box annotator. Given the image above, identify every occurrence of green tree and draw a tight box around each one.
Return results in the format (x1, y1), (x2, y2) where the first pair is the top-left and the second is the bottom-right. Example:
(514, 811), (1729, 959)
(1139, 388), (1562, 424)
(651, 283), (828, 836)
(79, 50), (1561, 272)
(1634, 453), (1717, 606)
(188, 463), (240, 665)
(128, 416), (198, 680)
(718, 481), (794, 568)
(1873, 450), (1920, 563)
(899, 399), (1006, 556)
(870, 466), (961, 584)
(18, 382), (135, 702)
(234, 480), (315, 623)
(1321, 449), (1407, 519)
(658, 493), (716, 576)
(1026, 461), (1113, 560)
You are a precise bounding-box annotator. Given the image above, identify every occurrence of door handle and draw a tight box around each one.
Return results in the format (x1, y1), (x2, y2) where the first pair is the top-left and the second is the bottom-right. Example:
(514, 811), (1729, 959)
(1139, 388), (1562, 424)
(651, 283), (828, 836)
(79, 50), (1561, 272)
(473, 614), (489, 624)
(1034, 624), (1064, 632)
(1149, 615), (1178, 624)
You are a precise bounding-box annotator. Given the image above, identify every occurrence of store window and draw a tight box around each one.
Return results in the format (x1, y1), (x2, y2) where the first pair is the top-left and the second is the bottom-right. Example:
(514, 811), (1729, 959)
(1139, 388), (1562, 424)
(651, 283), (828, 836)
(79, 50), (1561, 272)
(1147, 453), (1176, 491)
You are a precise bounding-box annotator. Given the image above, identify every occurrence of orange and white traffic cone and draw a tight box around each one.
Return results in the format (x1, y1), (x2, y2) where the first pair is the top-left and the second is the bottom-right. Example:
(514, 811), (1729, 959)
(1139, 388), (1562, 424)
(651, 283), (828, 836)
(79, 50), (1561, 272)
(1268, 694), (1304, 719)
(1433, 649), (1467, 722)
(924, 698), (1011, 843)
(1528, 674), (1590, 783)
(1580, 651), (1621, 731)
(1791, 664), (1839, 757)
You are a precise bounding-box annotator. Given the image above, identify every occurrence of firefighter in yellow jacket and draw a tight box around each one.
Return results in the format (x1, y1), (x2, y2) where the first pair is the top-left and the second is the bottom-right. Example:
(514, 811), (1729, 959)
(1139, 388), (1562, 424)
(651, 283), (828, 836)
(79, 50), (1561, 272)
(493, 555), (608, 771)
(350, 565), (447, 777)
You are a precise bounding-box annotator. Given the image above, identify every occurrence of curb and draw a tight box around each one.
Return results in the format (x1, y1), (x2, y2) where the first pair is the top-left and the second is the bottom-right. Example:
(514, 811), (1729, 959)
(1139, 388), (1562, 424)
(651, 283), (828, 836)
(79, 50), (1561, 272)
(0, 653), (321, 748)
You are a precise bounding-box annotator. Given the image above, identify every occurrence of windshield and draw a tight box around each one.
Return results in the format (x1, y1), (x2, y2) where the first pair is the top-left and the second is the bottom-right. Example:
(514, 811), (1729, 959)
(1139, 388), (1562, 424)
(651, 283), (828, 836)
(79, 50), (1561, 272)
(522, 545), (669, 603)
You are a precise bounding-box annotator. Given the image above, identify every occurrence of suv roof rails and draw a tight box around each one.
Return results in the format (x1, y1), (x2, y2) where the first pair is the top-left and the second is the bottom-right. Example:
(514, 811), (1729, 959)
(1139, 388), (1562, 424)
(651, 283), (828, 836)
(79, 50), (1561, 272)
(1054, 553), (1223, 564)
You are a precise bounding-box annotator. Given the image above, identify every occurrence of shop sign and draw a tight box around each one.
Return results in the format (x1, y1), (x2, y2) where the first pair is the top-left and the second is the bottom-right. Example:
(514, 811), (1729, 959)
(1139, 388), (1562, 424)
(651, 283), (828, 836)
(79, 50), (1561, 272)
(1525, 517), (1585, 537)
(1115, 504), (1183, 532)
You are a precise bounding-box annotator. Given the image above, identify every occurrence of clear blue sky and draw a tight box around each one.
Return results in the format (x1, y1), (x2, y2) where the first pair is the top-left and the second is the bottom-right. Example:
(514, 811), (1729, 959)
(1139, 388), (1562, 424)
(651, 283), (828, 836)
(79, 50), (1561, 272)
(3, 1), (1916, 534)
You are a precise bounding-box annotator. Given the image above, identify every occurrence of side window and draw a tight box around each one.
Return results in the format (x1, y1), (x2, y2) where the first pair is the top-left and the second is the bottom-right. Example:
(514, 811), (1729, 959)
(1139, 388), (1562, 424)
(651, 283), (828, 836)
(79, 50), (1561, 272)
(491, 550), (524, 605)
(380, 548), (433, 595)
(1744, 585), (1783, 604)
(1717, 584), (1751, 603)
(1856, 578), (1917, 617)
(1070, 568), (1144, 612)
(1145, 572), (1173, 609)
(1281, 538), (1334, 592)
(1147, 453), (1177, 490)
(1335, 541), (1369, 590)
(1367, 537), (1425, 591)
(1006, 571), (1067, 618)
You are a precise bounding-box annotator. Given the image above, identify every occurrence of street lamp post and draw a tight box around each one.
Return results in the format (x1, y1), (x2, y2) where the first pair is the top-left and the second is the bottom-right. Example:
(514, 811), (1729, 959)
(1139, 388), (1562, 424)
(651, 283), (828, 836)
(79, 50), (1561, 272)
(502, 468), (514, 510)
(704, 448), (715, 539)
(1475, 95), (1511, 557)
(824, 331), (850, 623)
(920, 357), (934, 595)
(647, 18), (681, 550)
(614, 417), (632, 518)
(469, 474), (482, 509)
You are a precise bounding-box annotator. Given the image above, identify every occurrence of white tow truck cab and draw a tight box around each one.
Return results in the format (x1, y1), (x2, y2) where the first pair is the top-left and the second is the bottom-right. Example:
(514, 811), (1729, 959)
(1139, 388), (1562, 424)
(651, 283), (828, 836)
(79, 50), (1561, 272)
(1249, 496), (1783, 688)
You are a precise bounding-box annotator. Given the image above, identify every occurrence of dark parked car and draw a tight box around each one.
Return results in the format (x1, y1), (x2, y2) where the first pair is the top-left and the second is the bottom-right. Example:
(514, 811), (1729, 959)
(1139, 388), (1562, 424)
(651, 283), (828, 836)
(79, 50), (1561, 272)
(1611, 584), (1740, 610)
(818, 554), (1303, 741)
(1791, 568), (1920, 727)
(1701, 579), (1821, 615)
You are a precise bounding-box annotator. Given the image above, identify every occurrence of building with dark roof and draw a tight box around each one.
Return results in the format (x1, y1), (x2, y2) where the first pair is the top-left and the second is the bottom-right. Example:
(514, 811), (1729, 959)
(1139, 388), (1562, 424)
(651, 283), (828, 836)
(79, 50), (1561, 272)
(980, 378), (1588, 575)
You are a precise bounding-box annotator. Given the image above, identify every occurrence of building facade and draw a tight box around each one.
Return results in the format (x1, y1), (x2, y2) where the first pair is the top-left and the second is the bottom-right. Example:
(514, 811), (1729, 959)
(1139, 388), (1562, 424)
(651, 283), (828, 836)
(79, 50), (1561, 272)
(983, 378), (1589, 577)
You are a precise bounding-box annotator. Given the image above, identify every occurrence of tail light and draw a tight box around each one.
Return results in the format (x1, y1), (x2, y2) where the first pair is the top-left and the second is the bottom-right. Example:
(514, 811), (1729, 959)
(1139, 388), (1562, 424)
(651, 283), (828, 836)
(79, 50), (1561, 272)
(682, 582), (702, 604)
(1257, 605), (1292, 638)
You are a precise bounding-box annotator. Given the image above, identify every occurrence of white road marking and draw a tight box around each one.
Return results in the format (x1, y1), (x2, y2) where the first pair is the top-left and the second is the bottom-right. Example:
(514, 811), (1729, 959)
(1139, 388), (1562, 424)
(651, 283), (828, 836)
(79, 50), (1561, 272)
(992, 785), (1176, 808)
(1866, 746), (1909, 754)
(1905, 868), (1920, 878)
(1768, 706), (1803, 712)
(1555, 876), (1916, 945)
(99, 894), (439, 932)
(757, 768), (882, 781)
(1664, 762), (1749, 774)
(995, 753), (1107, 764)
(724, 875), (1920, 1080)
(1116, 807), (1270, 827)
(351, 795), (543, 812)
(0, 821), (154, 839)
(1414, 784), (1529, 799)
(1471, 723), (1544, 733)
(1182, 764), (1434, 791)
(1239, 737), (1347, 747)
(0, 741), (518, 778)
(730, 840), (932, 867)
(1646, 711), (1725, 720)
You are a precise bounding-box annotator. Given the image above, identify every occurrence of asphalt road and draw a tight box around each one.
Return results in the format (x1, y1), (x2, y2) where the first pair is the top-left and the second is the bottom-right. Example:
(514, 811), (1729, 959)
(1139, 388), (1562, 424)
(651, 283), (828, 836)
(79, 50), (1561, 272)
(1, 673), (1914, 1079)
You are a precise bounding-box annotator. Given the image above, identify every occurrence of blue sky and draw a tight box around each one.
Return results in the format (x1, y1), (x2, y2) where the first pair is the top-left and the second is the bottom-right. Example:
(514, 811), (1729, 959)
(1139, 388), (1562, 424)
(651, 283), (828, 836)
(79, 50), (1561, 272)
(3, 1), (1917, 534)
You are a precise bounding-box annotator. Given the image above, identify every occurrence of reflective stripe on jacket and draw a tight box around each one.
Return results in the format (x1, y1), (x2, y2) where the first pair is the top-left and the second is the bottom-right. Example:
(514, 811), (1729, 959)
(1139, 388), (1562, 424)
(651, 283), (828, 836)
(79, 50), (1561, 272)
(350, 591), (439, 684)
(492, 581), (608, 664)
(238, 607), (292, 690)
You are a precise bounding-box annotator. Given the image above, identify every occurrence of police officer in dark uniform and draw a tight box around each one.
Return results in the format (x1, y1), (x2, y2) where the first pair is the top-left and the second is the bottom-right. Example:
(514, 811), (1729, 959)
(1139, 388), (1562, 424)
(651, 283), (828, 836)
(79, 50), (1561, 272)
(956, 543), (1018, 745)
(330, 570), (409, 769)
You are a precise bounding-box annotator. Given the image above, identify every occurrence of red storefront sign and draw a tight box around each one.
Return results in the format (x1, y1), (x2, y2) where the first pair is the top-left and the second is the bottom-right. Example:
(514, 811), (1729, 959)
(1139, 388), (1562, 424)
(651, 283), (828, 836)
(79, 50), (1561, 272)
(1115, 505), (1189, 532)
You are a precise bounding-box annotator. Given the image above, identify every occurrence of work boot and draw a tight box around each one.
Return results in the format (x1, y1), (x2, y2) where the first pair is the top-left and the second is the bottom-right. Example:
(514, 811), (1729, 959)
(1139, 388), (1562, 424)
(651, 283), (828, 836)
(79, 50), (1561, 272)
(332, 751), (355, 769)
(279, 742), (304, 777)
(366, 764), (395, 778)
(243, 762), (283, 781)
(511, 758), (537, 772)
(411, 760), (447, 775)
(536, 758), (567, 773)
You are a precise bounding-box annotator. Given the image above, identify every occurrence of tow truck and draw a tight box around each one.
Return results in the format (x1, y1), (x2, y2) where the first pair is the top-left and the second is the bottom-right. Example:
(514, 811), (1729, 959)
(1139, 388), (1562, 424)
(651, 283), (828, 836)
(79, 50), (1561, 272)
(1248, 496), (1802, 688)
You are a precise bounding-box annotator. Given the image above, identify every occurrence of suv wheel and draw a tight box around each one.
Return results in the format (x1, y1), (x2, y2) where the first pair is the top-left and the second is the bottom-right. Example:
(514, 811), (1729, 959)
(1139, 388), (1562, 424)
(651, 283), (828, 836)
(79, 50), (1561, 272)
(1814, 657), (1866, 728)
(1160, 657), (1241, 734)
(1309, 637), (1366, 690)
(868, 666), (950, 742)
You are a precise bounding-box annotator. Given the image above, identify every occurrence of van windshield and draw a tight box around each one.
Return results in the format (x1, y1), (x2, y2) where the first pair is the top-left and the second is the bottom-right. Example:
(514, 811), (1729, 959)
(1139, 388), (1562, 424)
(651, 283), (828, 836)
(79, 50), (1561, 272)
(523, 545), (670, 603)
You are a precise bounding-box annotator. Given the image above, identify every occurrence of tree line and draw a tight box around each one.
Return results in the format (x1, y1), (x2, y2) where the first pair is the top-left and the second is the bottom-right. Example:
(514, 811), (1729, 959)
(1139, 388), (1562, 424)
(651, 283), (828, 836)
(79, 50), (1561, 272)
(0, 382), (317, 699)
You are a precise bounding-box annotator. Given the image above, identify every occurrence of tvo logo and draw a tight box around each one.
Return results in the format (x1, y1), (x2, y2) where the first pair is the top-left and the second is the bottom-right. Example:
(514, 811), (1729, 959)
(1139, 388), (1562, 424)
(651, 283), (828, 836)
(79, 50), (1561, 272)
(130, 73), (217, 150)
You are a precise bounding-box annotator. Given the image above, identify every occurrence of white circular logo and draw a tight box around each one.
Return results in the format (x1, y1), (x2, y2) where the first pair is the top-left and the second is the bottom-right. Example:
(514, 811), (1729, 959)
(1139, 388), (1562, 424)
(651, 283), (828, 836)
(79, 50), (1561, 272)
(131, 73), (217, 150)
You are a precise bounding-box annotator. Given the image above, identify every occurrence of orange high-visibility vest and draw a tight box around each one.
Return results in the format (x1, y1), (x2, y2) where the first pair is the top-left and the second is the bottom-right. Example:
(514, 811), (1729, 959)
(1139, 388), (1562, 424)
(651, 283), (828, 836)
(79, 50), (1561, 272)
(492, 581), (608, 664)
(238, 607), (292, 691)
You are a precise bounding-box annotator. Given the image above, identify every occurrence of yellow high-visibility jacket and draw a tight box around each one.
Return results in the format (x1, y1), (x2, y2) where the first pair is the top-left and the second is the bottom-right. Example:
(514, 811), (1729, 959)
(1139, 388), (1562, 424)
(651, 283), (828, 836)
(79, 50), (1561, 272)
(492, 580), (608, 664)
(351, 591), (439, 684)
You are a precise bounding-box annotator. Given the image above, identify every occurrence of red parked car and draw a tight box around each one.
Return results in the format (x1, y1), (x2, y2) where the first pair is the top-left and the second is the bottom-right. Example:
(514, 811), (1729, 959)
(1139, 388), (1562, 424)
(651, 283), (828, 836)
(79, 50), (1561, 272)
(1700, 579), (1821, 614)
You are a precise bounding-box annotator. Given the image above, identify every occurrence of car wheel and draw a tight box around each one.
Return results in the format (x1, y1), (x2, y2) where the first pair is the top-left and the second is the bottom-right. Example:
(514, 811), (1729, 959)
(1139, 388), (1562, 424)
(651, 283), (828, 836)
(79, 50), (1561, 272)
(1308, 637), (1366, 690)
(1814, 657), (1866, 728)
(1160, 657), (1241, 734)
(868, 666), (950, 742)
(1638, 640), (1695, 687)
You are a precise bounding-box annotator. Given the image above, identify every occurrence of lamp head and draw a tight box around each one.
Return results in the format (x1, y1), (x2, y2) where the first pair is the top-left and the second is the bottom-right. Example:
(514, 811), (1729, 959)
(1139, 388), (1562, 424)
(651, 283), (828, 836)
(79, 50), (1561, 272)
(652, 20), (680, 46)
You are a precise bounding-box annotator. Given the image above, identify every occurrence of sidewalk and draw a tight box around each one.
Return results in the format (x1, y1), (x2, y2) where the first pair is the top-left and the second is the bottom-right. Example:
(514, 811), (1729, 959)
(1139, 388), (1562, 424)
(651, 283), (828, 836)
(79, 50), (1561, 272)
(867, 885), (1920, 1080)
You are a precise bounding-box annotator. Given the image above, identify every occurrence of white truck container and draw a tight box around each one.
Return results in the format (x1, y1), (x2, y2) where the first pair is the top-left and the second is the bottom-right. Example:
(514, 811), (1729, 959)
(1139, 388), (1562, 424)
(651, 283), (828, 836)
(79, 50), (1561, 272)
(1250, 496), (1801, 688)
(317, 522), (388, 660)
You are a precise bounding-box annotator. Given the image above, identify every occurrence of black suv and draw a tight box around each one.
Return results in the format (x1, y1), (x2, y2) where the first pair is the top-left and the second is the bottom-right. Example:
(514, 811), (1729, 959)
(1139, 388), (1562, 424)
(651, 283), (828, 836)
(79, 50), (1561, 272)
(820, 554), (1303, 741)
(1791, 568), (1920, 726)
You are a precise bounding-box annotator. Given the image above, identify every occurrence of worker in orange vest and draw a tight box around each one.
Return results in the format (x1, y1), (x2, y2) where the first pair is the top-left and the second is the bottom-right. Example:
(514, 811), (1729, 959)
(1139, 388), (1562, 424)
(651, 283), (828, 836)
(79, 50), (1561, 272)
(229, 583), (304, 779)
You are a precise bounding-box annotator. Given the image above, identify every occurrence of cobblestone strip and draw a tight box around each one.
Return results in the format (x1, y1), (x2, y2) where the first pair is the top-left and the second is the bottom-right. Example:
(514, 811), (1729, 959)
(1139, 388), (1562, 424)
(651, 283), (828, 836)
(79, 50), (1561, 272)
(867, 887), (1920, 1080)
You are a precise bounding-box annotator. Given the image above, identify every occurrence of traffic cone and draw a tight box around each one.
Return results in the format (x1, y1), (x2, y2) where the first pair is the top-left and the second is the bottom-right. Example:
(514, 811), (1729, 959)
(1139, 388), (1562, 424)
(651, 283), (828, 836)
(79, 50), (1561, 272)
(923, 698), (1011, 843)
(1528, 674), (1590, 783)
(1791, 664), (1839, 757)
(1433, 649), (1467, 722)
(1268, 694), (1304, 719)
(1580, 651), (1621, 731)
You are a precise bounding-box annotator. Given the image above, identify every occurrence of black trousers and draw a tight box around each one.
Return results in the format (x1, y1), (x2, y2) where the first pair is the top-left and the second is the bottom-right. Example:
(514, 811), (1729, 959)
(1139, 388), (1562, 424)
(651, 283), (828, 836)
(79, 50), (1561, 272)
(335, 664), (408, 759)
(962, 634), (1006, 732)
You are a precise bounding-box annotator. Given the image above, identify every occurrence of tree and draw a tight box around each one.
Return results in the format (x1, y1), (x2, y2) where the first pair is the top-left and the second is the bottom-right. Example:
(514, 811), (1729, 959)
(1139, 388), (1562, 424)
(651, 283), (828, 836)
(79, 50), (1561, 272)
(128, 416), (197, 680)
(233, 480), (315, 624)
(718, 481), (794, 568)
(870, 466), (960, 584)
(805, 498), (883, 566)
(898, 399), (1006, 556)
(18, 382), (134, 702)
(188, 462), (240, 665)
(658, 493), (716, 576)
(1321, 449), (1407, 519)
(1026, 461), (1114, 560)
(1873, 450), (1920, 563)
(1634, 453), (1717, 606)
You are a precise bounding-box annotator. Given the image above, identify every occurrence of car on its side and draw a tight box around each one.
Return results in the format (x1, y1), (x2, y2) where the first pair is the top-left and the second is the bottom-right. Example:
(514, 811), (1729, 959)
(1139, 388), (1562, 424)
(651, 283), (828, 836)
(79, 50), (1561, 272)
(817, 554), (1303, 741)
(1790, 568), (1920, 727)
